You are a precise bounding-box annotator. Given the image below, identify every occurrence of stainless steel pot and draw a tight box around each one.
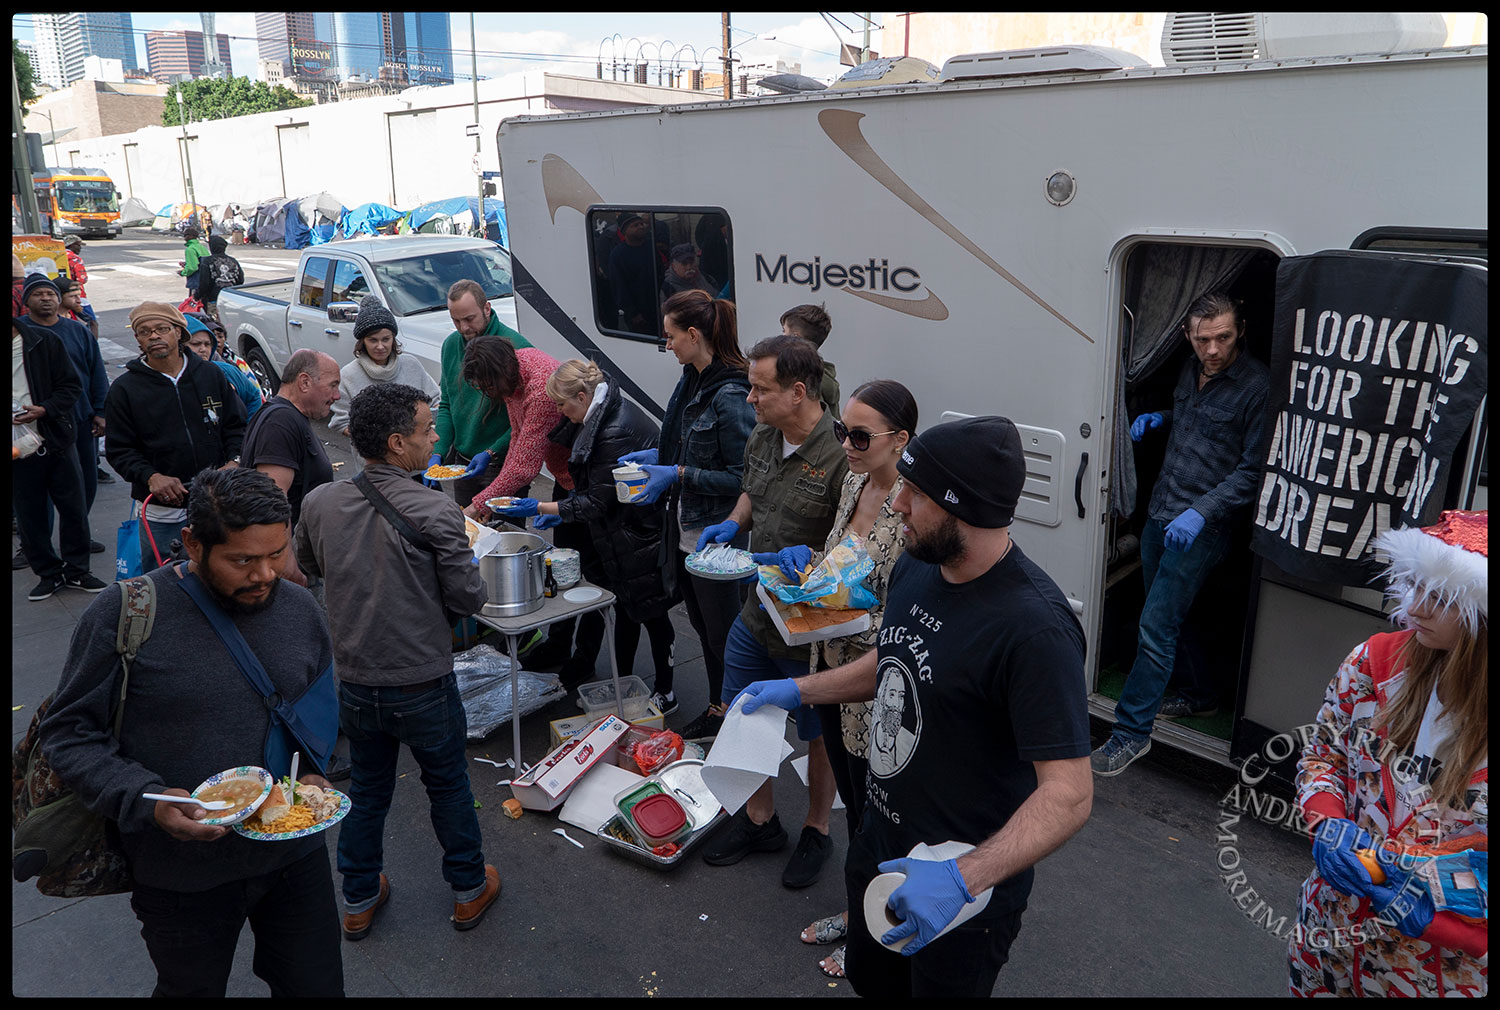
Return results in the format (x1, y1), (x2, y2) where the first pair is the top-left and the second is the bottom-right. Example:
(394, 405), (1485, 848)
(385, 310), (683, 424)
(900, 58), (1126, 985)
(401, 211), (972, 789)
(477, 530), (552, 618)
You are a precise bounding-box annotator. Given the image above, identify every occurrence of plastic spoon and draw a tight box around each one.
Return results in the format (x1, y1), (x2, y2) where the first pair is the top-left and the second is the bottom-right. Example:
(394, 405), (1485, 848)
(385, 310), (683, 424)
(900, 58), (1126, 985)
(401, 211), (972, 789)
(142, 793), (234, 810)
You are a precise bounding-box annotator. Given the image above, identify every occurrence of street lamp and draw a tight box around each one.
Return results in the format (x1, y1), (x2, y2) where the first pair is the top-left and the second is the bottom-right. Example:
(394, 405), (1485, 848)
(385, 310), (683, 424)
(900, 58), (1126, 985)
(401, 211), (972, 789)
(34, 108), (57, 167)
(174, 88), (198, 213)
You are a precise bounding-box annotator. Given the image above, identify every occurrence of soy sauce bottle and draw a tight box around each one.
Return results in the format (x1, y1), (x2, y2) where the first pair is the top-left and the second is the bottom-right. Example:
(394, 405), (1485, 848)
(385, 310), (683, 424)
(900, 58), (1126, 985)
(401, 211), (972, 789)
(543, 558), (558, 599)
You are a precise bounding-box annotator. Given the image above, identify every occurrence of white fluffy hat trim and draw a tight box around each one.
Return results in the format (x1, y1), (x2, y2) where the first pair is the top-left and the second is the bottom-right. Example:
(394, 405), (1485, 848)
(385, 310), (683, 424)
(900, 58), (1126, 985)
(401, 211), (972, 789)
(1374, 522), (1488, 632)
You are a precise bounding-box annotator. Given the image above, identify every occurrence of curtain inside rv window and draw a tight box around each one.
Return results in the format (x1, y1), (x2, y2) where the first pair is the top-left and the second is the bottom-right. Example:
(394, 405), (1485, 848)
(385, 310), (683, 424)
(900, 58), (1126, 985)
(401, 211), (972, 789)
(1111, 245), (1256, 518)
(588, 208), (733, 341)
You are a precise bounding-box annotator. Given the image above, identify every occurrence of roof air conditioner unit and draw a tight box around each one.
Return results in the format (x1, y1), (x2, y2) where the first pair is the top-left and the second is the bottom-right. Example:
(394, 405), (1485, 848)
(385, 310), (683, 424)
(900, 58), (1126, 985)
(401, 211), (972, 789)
(941, 45), (1147, 81)
(1162, 12), (1449, 65)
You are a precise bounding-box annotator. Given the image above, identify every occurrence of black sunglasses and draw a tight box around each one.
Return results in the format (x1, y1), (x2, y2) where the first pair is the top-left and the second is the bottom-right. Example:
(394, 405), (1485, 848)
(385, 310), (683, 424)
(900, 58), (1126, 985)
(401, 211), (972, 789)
(833, 419), (898, 452)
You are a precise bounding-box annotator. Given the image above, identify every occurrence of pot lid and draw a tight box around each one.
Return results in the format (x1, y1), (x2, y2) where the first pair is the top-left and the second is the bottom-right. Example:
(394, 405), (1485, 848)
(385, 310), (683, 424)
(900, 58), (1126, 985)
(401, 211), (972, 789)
(630, 793), (687, 837)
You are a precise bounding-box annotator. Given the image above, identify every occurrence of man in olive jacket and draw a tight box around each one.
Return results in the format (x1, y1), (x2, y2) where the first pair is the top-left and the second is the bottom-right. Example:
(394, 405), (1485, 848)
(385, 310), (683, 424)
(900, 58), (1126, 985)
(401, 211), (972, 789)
(294, 382), (499, 941)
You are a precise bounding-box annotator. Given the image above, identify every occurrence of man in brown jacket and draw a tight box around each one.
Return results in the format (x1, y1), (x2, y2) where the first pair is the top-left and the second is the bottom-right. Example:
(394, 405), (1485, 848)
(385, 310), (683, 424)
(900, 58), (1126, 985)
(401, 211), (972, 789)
(294, 381), (499, 941)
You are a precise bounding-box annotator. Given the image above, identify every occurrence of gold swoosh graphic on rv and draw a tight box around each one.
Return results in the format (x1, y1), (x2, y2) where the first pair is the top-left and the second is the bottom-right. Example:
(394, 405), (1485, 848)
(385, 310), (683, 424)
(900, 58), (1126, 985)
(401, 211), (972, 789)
(842, 286), (950, 320)
(818, 109), (1093, 344)
(541, 154), (604, 224)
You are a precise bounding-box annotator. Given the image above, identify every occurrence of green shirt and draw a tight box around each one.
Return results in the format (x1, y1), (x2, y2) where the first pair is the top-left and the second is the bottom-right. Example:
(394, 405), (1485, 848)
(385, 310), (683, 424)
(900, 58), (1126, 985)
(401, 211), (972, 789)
(181, 238), (209, 278)
(433, 311), (532, 460)
(739, 409), (850, 662)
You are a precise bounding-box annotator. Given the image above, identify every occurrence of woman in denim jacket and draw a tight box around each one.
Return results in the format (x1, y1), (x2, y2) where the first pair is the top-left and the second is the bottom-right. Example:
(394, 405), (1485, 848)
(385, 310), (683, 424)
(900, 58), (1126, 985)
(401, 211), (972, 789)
(620, 290), (755, 737)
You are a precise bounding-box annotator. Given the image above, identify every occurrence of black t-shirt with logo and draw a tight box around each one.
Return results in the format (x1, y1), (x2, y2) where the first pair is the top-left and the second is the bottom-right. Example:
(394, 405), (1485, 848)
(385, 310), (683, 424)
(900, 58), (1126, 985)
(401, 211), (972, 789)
(241, 397), (333, 528)
(848, 542), (1091, 916)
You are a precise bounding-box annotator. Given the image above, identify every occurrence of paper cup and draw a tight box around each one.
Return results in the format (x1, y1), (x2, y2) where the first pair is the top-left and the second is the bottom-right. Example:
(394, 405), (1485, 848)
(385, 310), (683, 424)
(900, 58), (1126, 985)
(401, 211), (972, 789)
(613, 465), (649, 502)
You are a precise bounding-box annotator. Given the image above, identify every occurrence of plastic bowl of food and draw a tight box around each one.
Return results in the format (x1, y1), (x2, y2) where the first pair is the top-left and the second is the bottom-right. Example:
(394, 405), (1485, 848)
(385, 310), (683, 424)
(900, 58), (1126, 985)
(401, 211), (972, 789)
(190, 766), (274, 827)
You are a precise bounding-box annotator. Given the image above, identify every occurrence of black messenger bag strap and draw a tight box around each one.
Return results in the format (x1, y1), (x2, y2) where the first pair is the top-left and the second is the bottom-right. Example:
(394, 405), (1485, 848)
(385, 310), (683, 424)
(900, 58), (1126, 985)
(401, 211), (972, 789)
(352, 471), (435, 554)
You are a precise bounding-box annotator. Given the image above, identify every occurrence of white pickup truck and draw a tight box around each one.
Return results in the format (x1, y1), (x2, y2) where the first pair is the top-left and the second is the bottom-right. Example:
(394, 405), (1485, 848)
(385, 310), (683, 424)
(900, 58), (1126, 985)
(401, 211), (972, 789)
(216, 235), (519, 393)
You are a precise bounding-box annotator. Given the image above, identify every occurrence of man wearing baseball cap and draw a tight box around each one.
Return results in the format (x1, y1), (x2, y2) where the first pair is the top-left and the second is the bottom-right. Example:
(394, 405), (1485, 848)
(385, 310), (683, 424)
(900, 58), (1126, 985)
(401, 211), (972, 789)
(105, 301), (246, 569)
(737, 416), (1094, 997)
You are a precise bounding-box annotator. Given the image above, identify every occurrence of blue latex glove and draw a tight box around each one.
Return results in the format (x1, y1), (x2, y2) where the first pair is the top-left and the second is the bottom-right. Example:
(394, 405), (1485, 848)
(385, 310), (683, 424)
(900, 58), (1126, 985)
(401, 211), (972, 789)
(635, 464), (678, 505)
(735, 678), (802, 715)
(696, 519), (740, 552)
(533, 514), (561, 530)
(422, 453), (443, 488)
(1130, 412), (1165, 442)
(1311, 818), (1382, 900)
(460, 450), (492, 480)
(1163, 507), (1206, 551)
(776, 545), (813, 583)
(1369, 877), (1436, 938)
(618, 448), (658, 467)
(876, 857), (977, 956)
(495, 497), (539, 517)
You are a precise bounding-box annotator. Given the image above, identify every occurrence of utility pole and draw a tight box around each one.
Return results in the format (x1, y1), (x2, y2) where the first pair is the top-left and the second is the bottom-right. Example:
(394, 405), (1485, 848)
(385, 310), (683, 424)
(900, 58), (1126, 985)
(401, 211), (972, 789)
(175, 89), (198, 211)
(11, 60), (43, 234)
(721, 13), (731, 100)
(471, 13), (484, 238)
(862, 12), (872, 62)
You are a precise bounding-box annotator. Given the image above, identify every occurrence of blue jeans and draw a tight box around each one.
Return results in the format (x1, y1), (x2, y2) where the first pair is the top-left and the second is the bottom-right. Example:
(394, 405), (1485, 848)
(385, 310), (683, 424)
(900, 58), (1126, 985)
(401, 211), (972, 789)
(721, 616), (822, 741)
(336, 676), (486, 910)
(139, 514), (188, 570)
(1112, 518), (1231, 741)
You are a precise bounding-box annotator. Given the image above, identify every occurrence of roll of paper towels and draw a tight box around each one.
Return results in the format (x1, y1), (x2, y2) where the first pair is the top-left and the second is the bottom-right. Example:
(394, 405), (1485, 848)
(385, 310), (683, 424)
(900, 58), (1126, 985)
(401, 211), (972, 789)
(863, 840), (992, 953)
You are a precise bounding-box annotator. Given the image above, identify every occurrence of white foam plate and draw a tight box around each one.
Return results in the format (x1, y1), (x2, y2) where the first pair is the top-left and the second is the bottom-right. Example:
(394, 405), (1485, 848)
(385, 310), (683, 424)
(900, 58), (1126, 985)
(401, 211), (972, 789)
(563, 587), (603, 603)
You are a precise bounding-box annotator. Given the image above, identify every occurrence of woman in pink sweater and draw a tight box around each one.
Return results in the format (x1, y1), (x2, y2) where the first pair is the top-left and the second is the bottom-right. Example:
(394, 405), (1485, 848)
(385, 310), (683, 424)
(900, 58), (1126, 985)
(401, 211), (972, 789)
(460, 336), (573, 520)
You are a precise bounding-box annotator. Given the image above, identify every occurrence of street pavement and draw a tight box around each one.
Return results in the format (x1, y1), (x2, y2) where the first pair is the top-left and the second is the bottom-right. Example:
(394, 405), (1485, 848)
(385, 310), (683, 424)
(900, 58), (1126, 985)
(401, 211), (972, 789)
(12, 231), (1313, 996)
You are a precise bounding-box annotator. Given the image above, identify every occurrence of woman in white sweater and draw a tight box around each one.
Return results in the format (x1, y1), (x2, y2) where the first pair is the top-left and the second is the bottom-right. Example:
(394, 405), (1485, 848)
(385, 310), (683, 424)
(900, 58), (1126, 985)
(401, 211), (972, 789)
(331, 294), (441, 471)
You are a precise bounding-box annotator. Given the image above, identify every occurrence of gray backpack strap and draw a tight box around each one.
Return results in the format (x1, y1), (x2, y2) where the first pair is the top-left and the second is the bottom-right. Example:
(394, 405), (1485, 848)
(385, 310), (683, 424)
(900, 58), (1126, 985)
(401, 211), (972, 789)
(111, 577), (156, 738)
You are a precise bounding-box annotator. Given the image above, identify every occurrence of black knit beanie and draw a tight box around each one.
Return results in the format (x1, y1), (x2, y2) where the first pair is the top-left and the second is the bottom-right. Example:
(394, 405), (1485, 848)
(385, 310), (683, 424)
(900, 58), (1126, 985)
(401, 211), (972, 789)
(353, 293), (399, 340)
(896, 416), (1025, 528)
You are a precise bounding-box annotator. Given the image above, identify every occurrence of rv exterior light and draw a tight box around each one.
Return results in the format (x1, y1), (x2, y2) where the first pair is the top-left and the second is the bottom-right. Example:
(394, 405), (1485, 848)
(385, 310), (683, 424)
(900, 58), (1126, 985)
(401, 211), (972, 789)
(1045, 171), (1076, 206)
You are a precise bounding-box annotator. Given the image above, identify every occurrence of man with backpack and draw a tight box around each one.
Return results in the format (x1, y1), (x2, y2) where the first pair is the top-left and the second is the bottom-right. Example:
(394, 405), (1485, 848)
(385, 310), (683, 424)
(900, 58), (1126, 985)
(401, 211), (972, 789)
(35, 466), (343, 997)
(196, 235), (244, 321)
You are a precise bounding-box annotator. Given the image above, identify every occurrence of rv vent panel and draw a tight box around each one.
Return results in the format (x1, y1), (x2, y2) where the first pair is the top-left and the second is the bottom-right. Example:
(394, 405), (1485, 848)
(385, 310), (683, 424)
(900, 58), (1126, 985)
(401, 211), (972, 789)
(941, 45), (1147, 81)
(1161, 12), (1263, 65)
(939, 412), (1065, 528)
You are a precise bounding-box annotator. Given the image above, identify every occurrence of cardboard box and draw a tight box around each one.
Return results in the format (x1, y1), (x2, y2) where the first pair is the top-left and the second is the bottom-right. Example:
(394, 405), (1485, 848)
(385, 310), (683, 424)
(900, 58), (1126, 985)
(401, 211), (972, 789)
(510, 714), (630, 811)
(756, 583), (871, 646)
(549, 713), (606, 750)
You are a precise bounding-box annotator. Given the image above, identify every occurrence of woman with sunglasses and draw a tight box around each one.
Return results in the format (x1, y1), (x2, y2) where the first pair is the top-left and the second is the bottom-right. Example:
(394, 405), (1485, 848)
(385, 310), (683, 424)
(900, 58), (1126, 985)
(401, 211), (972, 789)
(784, 379), (919, 979)
(618, 289), (755, 733)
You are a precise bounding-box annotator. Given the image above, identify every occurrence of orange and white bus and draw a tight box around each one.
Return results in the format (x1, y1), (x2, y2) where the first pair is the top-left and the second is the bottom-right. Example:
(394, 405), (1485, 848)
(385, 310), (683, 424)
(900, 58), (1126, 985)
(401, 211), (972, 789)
(31, 167), (122, 239)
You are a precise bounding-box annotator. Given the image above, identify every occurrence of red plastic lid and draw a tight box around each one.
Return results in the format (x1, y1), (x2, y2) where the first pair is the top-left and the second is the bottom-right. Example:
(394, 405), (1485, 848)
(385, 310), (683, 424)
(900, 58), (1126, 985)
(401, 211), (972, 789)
(631, 793), (687, 839)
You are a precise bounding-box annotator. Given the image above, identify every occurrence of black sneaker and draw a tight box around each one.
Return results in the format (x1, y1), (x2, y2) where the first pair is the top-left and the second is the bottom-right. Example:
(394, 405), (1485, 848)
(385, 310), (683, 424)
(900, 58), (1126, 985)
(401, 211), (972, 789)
(680, 706), (725, 743)
(782, 826), (834, 888)
(96, 467), (116, 485)
(702, 810), (787, 866)
(89, 540), (106, 554)
(64, 573), (108, 593)
(13, 547), (29, 571)
(650, 690), (678, 716)
(1157, 695), (1220, 719)
(28, 575), (66, 601)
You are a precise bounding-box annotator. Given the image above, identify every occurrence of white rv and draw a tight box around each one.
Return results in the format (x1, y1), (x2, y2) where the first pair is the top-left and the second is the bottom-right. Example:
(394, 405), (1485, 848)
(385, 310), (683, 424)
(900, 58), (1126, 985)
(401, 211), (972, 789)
(494, 24), (1487, 775)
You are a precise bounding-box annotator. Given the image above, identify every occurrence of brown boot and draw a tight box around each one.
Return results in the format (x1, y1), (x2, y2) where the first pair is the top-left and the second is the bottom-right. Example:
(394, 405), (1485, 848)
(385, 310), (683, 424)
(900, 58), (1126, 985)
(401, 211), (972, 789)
(342, 874), (390, 941)
(452, 864), (501, 931)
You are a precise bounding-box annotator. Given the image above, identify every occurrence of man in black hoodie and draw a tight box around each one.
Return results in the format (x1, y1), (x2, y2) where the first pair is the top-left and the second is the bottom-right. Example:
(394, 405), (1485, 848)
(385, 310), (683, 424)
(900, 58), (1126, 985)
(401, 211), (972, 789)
(104, 301), (246, 570)
(13, 316), (105, 600)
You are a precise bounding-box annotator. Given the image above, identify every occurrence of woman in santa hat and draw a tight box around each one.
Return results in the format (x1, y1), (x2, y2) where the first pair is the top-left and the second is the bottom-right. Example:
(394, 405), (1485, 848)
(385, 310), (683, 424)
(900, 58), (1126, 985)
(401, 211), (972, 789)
(1289, 510), (1488, 997)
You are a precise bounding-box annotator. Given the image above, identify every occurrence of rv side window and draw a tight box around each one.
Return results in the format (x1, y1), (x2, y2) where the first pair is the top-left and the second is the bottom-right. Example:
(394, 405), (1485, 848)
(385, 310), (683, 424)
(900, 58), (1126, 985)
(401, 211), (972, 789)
(1351, 227), (1488, 260)
(587, 207), (733, 342)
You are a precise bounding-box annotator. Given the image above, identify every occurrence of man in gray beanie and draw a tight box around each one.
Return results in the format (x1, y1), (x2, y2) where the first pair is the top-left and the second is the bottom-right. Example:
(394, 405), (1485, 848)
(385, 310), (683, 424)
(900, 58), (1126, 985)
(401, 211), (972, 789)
(736, 415), (1093, 998)
(329, 294), (440, 471)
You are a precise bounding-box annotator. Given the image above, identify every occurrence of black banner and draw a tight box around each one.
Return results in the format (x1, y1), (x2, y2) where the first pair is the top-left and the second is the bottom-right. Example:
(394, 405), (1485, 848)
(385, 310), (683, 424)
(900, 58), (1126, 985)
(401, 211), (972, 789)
(1251, 252), (1487, 585)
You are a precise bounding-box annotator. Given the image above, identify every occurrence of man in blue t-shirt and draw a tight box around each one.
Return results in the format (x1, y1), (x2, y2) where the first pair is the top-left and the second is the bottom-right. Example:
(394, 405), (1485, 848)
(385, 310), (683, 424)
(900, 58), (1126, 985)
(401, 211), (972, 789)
(737, 416), (1094, 998)
(21, 274), (108, 548)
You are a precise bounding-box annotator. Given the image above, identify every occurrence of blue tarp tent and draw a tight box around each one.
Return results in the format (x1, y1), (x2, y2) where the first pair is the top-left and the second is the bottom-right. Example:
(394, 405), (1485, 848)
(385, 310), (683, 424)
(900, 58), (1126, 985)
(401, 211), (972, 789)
(281, 198), (311, 249)
(150, 203), (174, 232)
(341, 202), (403, 237)
(401, 197), (506, 244)
(284, 192), (345, 249)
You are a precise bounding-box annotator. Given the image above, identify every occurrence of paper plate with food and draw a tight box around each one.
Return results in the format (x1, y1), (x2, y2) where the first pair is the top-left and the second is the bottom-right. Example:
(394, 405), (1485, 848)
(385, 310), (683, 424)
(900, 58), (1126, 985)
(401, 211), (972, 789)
(424, 463), (468, 482)
(684, 544), (758, 581)
(233, 775), (351, 841)
(190, 766), (274, 826)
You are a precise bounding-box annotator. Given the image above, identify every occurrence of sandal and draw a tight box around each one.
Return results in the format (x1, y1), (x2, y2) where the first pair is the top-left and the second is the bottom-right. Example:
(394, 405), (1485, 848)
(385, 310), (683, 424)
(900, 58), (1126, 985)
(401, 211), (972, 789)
(819, 945), (847, 979)
(801, 913), (849, 945)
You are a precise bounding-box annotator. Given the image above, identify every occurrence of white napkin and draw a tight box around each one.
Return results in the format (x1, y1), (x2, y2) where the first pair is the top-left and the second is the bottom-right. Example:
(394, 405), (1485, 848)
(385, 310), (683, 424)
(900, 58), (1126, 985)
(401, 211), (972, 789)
(700, 694), (795, 814)
(791, 754), (845, 810)
(557, 762), (645, 834)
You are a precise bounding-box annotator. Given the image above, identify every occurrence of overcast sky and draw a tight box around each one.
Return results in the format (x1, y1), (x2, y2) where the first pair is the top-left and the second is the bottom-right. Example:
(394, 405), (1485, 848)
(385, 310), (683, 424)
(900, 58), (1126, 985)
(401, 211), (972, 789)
(12, 12), (873, 85)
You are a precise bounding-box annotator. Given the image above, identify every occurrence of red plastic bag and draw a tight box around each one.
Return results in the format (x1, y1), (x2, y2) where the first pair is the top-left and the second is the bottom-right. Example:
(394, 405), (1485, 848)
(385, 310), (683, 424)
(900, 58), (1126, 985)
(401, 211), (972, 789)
(630, 731), (684, 775)
(178, 296), (204, 314)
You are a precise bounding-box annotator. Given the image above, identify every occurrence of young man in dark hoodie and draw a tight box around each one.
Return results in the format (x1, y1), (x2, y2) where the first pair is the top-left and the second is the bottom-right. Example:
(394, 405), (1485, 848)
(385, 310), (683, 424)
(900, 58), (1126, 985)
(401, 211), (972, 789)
(13, 315), (105, 600)
(196, 234), (244, 321)
(104, 301), (246, 569)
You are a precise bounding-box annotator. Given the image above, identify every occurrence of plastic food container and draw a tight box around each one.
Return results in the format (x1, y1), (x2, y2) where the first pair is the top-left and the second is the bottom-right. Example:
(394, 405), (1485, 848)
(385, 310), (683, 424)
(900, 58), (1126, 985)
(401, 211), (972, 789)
(613, 724), (659, 774)
(612, 464), (648, 502)
(595, 759), (726, 869)
(577, 675), (653, 722)
(614, 780), (695, 848)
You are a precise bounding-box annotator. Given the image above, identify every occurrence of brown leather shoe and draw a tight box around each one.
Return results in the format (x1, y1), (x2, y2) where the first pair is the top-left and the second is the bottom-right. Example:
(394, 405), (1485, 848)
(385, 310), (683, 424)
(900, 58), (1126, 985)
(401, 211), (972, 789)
(452, 864), (501, 931)
(342, 874), (390, 941)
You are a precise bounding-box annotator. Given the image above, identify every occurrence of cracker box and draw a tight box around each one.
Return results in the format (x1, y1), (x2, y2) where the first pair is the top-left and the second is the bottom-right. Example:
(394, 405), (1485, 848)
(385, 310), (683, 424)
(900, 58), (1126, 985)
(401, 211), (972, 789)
(756, 583), (871, 646)
(510, 714), (630, 811)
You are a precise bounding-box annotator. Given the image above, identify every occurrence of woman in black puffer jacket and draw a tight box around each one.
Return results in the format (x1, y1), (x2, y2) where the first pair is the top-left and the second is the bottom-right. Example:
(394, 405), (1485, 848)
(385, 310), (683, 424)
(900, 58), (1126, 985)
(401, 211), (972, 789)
(493, 360), (678, 694)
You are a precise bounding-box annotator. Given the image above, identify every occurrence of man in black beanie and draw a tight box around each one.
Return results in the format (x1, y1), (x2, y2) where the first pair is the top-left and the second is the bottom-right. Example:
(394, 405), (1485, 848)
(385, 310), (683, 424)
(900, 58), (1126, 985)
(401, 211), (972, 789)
(736, 415), (1094, 998)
